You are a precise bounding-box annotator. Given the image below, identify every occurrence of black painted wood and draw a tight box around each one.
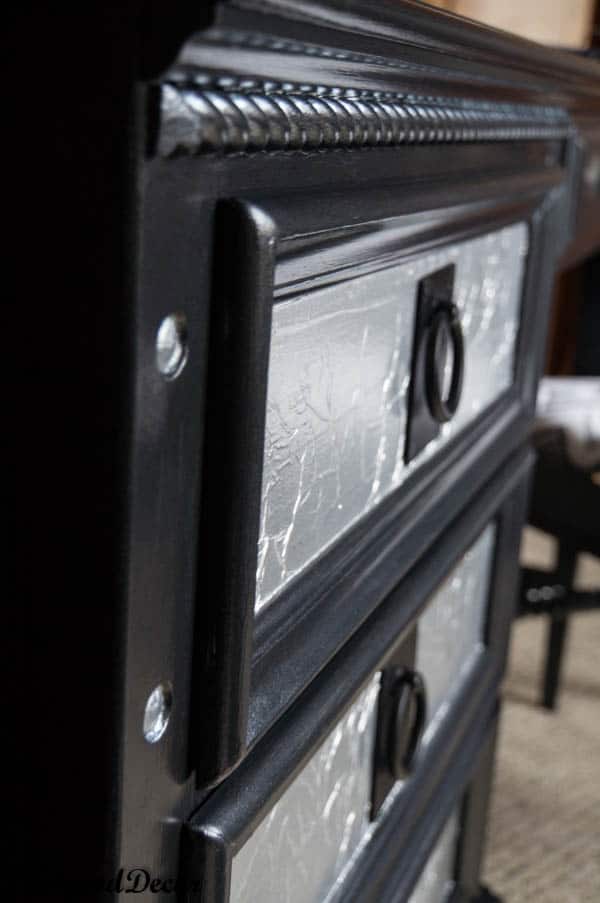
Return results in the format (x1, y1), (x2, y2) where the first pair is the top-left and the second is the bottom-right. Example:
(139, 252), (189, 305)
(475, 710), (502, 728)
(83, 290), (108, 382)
(18, 1), (600, 899)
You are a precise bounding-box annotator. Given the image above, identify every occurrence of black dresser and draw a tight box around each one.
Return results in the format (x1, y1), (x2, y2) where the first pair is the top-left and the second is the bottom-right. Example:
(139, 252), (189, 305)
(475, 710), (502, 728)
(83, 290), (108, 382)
(20, 2), (600, 902)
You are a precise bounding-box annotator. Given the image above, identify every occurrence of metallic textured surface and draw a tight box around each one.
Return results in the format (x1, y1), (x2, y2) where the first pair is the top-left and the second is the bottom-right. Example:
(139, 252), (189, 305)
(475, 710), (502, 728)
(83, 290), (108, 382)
(257, 224), (527, 610)
(416, 525), (496, 742)
(229, 674), (381, 903)
(407, 808), (460, 903)
(160, 77), (568, 156)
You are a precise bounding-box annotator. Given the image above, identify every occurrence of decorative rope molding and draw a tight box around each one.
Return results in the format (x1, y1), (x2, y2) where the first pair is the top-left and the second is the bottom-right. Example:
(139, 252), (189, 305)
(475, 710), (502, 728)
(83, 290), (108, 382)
(159, 75), (570, 158)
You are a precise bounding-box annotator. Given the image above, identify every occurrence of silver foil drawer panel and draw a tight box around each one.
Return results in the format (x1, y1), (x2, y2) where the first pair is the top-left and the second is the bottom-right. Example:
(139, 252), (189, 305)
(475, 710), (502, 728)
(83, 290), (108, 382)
(226, 524), (496, 903)
(407, 808), (460, 903)
(229, 674), (381, 903)
(416, 524), (496, 742)
(257, 223), (527, 610)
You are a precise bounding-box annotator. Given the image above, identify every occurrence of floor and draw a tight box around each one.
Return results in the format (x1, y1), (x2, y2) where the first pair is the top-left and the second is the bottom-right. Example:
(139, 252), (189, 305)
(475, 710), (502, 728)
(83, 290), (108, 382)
(483, 530), (600, 902)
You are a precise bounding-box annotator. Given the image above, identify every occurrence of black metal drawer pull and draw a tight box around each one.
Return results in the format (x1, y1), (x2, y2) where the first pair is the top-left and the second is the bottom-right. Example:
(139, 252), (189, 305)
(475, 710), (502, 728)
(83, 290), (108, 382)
(388, 668), (428, 779)
(425, 302), (465, 424)
(372, 650), (428, 818)
(406, 263), (466, 461)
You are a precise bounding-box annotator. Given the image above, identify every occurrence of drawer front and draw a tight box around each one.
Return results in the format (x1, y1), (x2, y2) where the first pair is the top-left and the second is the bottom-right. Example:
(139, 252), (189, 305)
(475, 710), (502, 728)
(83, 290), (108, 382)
(193, 171), (560, 785)
(184, 458), (529, 902)
(230, 527), (494, 903)
(185, 658), (498, 903)
(230, 675), (381, 903)
(258, 224), (527, 611)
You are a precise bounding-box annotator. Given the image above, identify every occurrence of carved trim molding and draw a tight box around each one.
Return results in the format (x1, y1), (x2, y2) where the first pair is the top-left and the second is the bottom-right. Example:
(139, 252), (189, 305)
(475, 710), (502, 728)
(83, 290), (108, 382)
(159, 75), (570, 158)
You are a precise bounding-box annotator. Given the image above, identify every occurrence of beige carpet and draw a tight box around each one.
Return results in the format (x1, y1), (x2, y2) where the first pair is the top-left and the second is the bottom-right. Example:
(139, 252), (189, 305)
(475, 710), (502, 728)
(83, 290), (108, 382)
(483, 536), (600, 902)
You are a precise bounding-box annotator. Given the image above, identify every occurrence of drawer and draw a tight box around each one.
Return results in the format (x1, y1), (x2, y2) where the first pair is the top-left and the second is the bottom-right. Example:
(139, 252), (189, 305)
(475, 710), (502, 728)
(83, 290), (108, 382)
(194, 168), (554, 785)
(183, 670), (495, 903)
(258, 223), (526, 612)
(183, 456), (530, 900)
(222, 718), (498, 903)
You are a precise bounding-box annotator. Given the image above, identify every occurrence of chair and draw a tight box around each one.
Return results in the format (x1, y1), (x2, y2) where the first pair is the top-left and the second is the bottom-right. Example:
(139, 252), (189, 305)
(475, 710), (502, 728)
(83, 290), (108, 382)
(518, 378), (600, 709)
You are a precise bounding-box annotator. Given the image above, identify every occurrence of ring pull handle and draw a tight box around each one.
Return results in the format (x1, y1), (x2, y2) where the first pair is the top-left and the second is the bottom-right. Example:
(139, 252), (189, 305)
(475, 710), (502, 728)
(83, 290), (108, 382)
(425, 303), (464, 424)
(388, 668), (428, 779)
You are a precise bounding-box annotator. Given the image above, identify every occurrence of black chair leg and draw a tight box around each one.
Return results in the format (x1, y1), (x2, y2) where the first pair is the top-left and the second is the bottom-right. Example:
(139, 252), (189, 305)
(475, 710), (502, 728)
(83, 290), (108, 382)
(542, 608), (569, 710)
(541, 544), (577, 710)
(474, 887), (504, 903)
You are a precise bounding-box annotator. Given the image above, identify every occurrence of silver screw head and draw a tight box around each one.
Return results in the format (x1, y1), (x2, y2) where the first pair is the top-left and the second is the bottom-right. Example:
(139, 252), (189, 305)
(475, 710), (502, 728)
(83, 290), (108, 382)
(143, 682), (173, 743)
(156, 313), (188, 379)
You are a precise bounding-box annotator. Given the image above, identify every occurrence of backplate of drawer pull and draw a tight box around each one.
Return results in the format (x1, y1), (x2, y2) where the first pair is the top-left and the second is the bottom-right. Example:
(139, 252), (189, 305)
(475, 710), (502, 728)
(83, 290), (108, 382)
(406, 264), (465, 462)
(388, 670), (428, 779)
